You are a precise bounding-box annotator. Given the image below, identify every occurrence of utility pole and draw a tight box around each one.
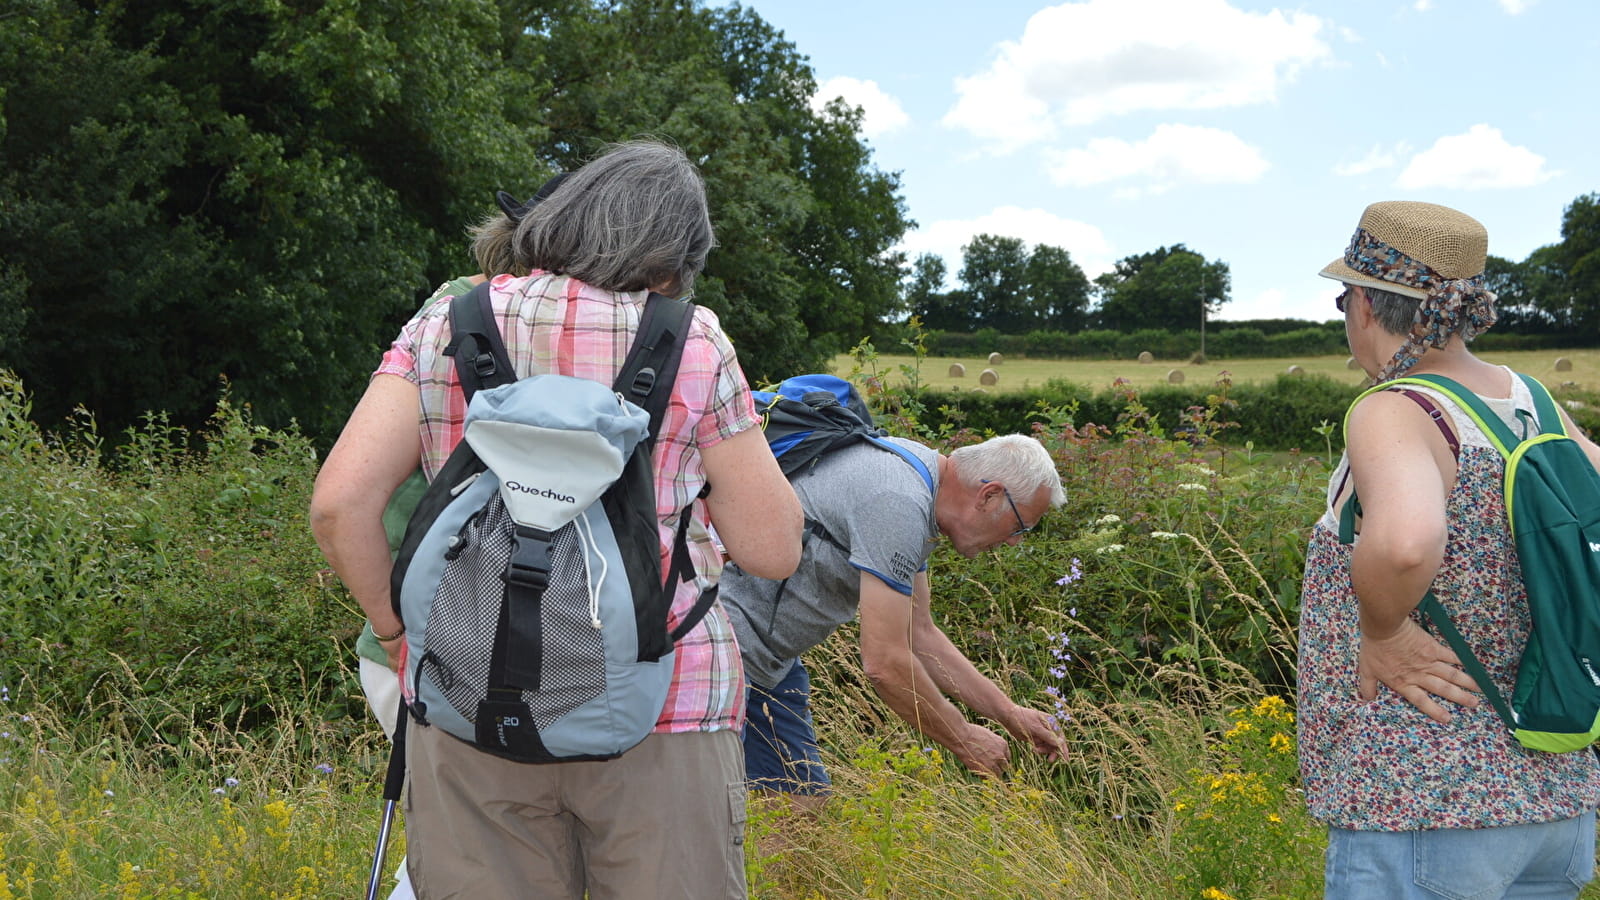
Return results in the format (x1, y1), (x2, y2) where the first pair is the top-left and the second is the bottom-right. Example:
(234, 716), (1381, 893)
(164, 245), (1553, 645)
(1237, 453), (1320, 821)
(1199, 267), (1207, 360)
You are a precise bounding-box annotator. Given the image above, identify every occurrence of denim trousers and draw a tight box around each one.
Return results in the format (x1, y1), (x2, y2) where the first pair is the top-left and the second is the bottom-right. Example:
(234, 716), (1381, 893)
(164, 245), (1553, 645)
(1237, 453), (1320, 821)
(1325, 810), (1596, 900)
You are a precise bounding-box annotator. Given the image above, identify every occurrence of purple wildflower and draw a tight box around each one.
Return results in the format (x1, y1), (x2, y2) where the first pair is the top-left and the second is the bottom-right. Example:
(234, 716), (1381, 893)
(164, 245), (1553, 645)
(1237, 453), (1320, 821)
(314, 763), (334, 775)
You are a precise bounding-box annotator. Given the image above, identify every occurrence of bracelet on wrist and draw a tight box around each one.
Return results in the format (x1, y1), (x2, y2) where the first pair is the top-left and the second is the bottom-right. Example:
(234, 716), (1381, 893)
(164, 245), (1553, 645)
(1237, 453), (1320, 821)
(372, 623), (406, 642)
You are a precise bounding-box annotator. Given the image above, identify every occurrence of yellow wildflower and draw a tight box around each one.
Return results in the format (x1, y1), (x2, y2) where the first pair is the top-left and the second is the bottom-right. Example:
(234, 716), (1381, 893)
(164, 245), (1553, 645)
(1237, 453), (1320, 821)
(1270, 732), (1293, 753)
(1201, 888), (1238, 900)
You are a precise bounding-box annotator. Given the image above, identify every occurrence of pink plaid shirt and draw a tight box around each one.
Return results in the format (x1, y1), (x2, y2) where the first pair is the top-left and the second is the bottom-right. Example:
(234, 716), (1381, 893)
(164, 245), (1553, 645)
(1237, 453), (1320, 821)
(376, 272), (756, 732)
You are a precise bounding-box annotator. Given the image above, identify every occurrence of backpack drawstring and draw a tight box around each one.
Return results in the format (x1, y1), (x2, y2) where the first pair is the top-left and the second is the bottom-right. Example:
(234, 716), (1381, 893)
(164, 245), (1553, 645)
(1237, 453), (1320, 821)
(573, 513), (606, 629)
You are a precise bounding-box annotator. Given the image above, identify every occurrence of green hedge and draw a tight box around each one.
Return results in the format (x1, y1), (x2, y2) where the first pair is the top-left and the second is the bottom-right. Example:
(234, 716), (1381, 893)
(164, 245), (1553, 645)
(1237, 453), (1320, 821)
(903, 374), (1600, 451)
(924, 326), (1591, 360)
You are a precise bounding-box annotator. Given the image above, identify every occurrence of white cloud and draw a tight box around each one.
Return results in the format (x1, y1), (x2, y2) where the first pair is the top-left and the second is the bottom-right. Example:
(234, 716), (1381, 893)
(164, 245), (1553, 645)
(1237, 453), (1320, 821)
(942, 0), (1330, 151)
(897, 207), (1116, 286)
(812, 76), (910, 139)
(1414, 0), (1434, 10)
(1499, 0), (1533, 13)
(1395, 124), (1556, 190)
(1333, 142), (1410, 177)
(1044, 124), (1269, 193)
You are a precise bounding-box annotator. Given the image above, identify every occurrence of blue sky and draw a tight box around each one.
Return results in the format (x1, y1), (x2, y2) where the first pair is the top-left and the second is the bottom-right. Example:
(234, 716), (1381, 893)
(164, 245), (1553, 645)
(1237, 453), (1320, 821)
(722, 0), (1600, 322)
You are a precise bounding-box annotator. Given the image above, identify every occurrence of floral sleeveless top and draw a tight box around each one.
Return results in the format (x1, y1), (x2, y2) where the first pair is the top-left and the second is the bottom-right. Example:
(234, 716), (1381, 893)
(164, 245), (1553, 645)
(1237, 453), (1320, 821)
(1298, 370), (1600, 830)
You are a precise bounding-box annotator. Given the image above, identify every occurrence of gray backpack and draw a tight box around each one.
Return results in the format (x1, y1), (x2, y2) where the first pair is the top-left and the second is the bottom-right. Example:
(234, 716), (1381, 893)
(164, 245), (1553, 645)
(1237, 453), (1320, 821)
(389, 283), (713, 762)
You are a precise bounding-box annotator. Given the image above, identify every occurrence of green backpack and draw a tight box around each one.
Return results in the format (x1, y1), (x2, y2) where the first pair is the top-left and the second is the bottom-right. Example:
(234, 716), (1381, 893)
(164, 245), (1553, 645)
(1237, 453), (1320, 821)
(1341, 372), (1600, 753)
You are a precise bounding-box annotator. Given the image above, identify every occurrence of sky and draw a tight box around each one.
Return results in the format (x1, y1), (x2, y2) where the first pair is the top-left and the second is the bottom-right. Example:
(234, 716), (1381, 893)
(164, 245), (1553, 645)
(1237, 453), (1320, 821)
(719, 0), (1600, 323)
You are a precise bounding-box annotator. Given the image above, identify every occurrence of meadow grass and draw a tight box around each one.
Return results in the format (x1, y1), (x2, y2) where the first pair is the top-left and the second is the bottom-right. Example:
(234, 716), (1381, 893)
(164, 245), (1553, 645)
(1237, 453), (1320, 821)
(5, 363), (1600, 898)
(832, 349), (1600, 395)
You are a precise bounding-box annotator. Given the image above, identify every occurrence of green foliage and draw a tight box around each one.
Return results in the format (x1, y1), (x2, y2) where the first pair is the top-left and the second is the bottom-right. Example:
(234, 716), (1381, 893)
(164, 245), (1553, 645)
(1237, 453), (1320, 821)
(1170, 696), (1323, 899)
(891, 372), (1362, 453)
(924, 322), (1352, 360)
(1094, 244), (1231, 332)
(0, 373), (357, 747)
(912, 234), (1091, 334)
(0, 0), (910, 444)
(0, 0), (548, 443)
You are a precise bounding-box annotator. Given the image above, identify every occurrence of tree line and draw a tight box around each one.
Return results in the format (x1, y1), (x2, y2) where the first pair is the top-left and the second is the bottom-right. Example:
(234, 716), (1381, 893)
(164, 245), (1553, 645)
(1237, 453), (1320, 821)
(911, 193), (1600, 341)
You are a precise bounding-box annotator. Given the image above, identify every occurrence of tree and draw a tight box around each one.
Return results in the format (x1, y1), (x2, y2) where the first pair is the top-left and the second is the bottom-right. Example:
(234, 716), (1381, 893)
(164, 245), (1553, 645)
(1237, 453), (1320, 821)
(1092, 245), (1230, 332)
(1483, 254), (1556, 333)
(0, 0), (546, 442)
(1548, 193), (1600, 340)
(959, 235), (1031, 333)
(524, 0), (910, 383)
(913, 236), (1089, 334)
(1025, 244), (1091, 332)
(905, 253), (968, 332)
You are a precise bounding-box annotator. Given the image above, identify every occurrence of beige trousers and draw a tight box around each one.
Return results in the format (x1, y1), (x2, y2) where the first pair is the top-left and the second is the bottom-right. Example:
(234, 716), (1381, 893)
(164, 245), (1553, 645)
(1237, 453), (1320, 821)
(405, 724), (748, 899)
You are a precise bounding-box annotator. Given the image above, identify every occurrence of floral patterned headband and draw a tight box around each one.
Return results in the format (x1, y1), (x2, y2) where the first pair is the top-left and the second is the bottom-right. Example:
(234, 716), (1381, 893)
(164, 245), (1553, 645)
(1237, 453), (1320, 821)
(1343, 227), (1498, 382)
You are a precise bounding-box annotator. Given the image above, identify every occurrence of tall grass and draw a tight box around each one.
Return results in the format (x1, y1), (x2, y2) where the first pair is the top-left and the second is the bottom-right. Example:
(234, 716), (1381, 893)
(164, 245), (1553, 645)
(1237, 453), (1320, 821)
(3, 361), (1597, 899)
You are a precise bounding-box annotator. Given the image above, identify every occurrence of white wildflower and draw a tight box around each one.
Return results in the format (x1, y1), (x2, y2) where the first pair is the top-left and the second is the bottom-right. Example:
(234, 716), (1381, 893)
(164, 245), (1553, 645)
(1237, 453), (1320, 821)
(1095, 514), (1122, 526)
(1151, 531), (1182, 540)
(1095, 543), (1125, 555)
(1177, 483), (1208, 492)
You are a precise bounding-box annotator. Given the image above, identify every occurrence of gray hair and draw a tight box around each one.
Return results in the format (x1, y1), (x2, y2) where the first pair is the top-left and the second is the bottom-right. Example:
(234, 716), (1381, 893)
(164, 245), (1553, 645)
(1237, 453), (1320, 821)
(948, 435), (1066, 507)
(511, 141), (715, 295)
(467, 212), (527, 278)
(1363, 284), (1474, 342)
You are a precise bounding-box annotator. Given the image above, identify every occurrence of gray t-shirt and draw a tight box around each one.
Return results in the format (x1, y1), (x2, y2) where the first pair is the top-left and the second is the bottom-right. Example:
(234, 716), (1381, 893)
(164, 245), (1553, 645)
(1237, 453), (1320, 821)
(721, 437), (940, 688)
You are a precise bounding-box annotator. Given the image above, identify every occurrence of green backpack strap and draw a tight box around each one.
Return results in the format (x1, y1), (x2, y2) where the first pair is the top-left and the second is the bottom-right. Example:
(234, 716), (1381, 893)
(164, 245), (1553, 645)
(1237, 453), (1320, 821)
(1336, 376), (1473, 544)
(1515, 373), (1565, 438)
(1417, 591), (1519, 733)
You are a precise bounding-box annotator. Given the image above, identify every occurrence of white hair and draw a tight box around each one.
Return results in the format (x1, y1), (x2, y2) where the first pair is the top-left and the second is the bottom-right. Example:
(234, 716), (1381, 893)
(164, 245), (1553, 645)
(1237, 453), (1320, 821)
(948, 435), (1065, 506)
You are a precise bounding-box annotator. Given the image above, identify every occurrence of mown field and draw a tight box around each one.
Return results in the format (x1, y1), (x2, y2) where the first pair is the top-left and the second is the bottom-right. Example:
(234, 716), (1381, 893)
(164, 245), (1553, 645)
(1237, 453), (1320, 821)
(832, 349), (1600, 394)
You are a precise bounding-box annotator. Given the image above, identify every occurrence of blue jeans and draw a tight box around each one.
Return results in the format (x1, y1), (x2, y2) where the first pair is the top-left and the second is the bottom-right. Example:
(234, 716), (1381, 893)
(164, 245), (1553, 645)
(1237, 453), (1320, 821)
(742, 659), (831, 795)
(1325, 811), (1596, 900)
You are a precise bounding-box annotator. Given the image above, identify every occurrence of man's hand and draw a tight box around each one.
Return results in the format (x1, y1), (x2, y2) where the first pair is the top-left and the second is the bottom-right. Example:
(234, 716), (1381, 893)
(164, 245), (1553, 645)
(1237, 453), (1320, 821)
(952, 723), (1011, 777)
(1002, 705), (1067, 762)
(1358, 618), (1481, 724)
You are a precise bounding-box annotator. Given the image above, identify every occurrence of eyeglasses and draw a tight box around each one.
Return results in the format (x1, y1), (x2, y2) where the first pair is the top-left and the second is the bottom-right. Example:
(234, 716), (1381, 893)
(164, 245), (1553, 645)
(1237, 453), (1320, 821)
(982, 480), (1034, 537)
(1335, 288), (1349, 313)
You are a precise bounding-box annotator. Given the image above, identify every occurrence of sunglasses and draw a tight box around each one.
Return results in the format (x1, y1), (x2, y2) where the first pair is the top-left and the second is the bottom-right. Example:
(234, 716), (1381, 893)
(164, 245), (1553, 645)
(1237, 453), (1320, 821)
(1335, 288), (1349, 313)
(982, 480), (1034, 537)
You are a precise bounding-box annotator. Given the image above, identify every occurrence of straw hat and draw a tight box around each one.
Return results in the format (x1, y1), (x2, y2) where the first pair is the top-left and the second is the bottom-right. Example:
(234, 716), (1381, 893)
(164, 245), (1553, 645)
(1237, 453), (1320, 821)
(1318, 201), (1488, 300)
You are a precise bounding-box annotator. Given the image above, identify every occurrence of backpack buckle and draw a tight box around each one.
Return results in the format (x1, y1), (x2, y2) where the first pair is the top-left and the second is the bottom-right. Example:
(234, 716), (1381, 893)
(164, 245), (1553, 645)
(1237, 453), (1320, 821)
(473, 351), (499, 380)
(630, 367), (657, 399)
(504, 528), (553, 591)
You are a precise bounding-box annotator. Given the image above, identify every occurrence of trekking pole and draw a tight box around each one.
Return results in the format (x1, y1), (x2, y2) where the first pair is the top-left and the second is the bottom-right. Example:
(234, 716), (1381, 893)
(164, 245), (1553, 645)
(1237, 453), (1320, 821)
(366, 705), (408, 900)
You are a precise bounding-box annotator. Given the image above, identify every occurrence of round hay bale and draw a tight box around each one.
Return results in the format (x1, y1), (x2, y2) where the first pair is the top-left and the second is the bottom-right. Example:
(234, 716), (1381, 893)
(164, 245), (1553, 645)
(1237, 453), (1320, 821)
(1346, 357), (1362, 370)
(1166, 369), (1185, 384)
(988, 352), (1003, 365)
(979, 368), (999, 386)
(1565, 399), (1587, 411)
(1137, 350), (1154, 364)
(1556, 357), (1574, 372)
(1562, 381), (1579, 390)
(1287, 364), (1305, 375)
(947, 363), (966, 378)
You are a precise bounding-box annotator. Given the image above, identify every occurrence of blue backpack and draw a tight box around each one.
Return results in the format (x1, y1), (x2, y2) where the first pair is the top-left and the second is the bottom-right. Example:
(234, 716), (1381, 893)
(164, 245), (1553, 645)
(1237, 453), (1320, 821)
(751, 374), (932, 553)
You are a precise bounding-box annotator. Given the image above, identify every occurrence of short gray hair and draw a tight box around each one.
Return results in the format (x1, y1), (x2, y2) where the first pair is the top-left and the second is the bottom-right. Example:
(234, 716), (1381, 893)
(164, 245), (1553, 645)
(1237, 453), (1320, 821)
(1362, 284), (1476, 342)
(511, 141), (715, 295)
(948, 435), (1066, 507)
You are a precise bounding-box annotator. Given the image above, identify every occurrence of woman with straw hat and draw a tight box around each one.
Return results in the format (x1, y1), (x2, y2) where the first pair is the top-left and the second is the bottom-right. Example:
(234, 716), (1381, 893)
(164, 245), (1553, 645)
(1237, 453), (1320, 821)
(1297, 201), (1600, 897)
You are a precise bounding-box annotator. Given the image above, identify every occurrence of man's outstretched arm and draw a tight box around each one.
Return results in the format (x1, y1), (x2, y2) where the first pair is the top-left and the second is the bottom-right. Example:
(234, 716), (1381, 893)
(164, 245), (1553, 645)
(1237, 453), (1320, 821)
(904, 572), (1066, 762)
(859, 573), (1011, 776)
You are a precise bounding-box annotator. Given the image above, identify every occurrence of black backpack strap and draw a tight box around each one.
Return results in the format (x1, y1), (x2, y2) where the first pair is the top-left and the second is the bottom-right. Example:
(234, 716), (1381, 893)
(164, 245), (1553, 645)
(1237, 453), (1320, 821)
(443, 282), (516, 402)
(614, 293), (695, 450)
(609, 294), (713, 643)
